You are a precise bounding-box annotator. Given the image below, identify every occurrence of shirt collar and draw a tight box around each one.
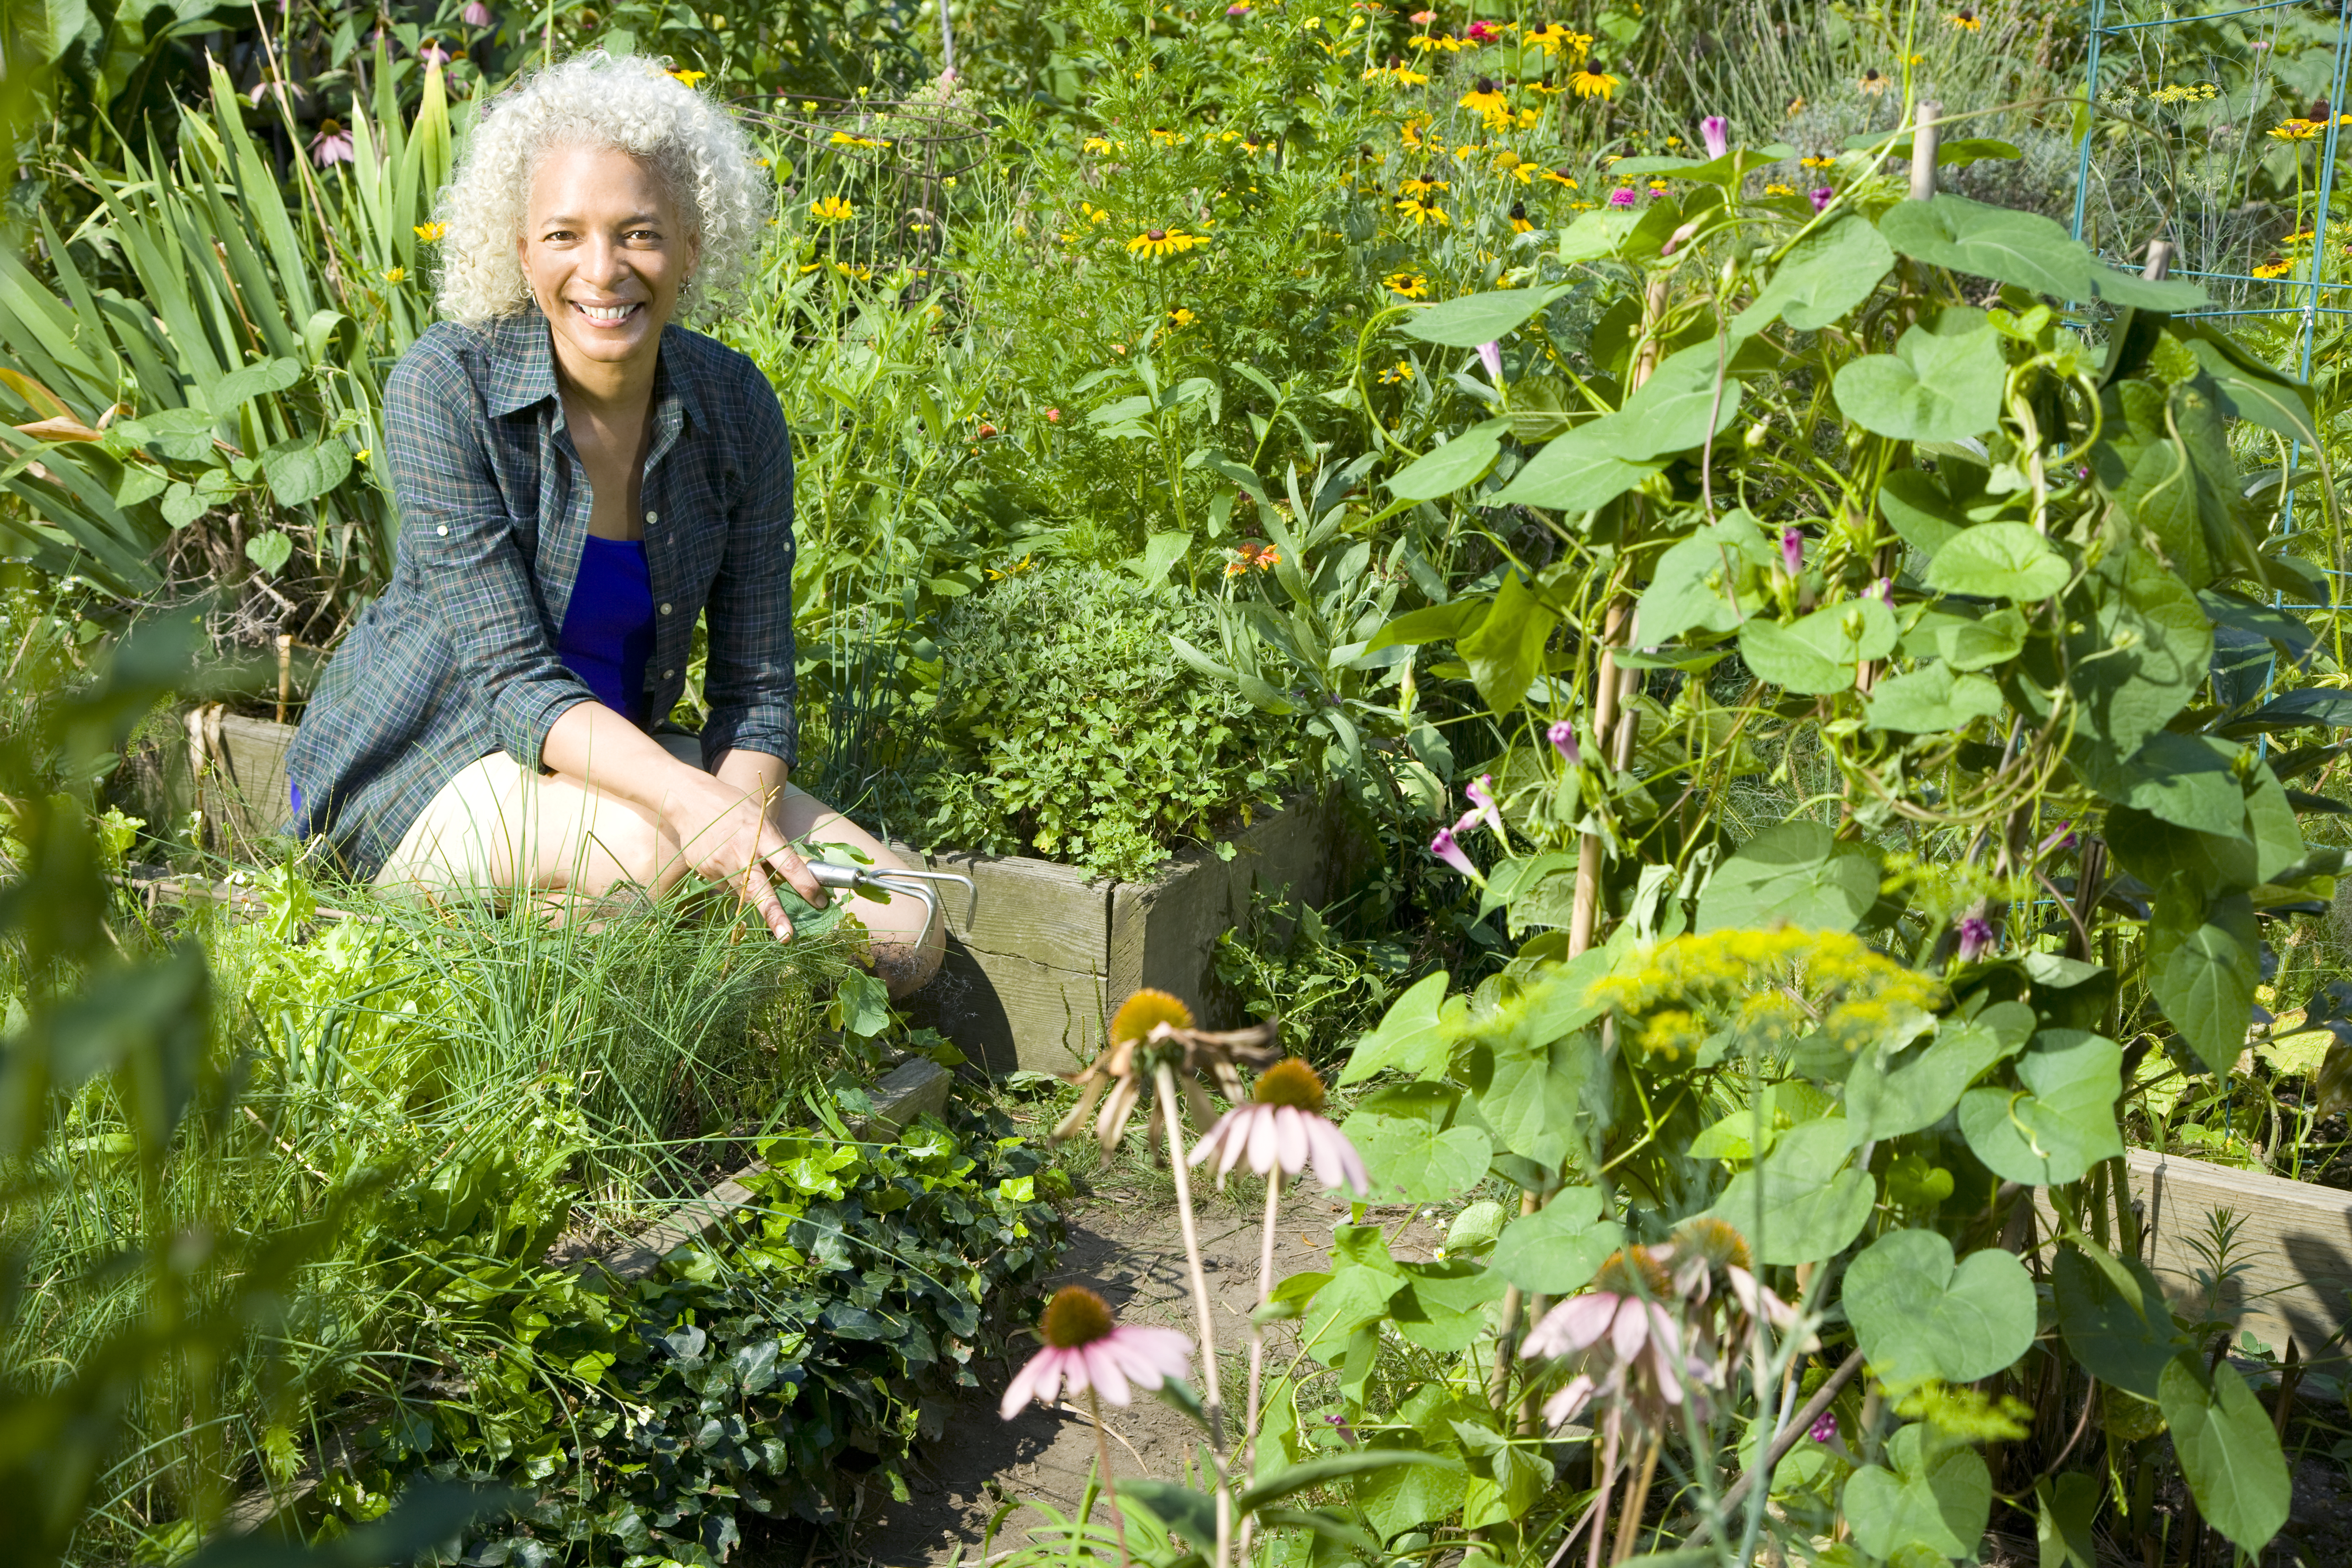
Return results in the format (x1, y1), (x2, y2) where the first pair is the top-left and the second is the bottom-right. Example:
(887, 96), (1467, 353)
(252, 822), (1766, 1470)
(481, 308), (704, 433)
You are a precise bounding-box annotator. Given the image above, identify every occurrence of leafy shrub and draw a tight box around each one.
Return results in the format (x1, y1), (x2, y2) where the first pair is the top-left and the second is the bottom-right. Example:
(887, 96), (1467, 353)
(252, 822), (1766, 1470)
(905, 564), (1303, 880)
(1211, 888), (1415, 1071)
(332, 1100), (1068, 1565)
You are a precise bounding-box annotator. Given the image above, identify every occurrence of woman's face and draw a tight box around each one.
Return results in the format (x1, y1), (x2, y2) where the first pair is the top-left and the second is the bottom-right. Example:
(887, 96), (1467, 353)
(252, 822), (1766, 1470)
(518, 142), (700, 377)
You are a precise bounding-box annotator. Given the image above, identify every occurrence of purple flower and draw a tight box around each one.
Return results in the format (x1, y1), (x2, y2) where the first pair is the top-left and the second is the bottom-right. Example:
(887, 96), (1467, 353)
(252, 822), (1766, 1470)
(1476, 340), (1502, 383)
(1000, 1287), (1193, 1419)
(309, 119), (354, 167)
(1956, 914), (1995, 963)
(1700, 116), (1729, 160)
(1608, 187), (1638, 208)
(1779, 527), (1804, 578)
(1548, 720), (1581, 765)
(1865, 576), (1892, 601)
(1808, 1411), (1836, 1443)
(1465, 773), (1505, 837)
(1430, 825), (1479, 878)
(1808, 186), (1834, 212)
(2037, 819), (2076, 856)
(418, 36), (451, 64)
(462, 0), (493, 23)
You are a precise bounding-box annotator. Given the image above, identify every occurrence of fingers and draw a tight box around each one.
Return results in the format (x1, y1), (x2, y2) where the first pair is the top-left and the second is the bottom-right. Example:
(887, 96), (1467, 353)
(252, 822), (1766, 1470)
(762, 835), (830, 909)
(740, 859), (794, 942)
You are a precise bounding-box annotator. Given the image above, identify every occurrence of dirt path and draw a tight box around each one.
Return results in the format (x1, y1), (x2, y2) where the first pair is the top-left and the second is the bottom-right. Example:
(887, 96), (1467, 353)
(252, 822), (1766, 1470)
(746, 1188), (1450, 1566)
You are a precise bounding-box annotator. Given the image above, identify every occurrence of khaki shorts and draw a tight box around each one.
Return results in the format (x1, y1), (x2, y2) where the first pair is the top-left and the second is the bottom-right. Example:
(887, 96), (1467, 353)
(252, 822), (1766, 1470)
(373, 732), (809, 894)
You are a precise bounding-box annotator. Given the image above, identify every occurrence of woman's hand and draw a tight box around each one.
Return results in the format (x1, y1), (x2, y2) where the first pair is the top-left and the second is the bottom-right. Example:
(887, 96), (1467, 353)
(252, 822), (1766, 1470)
(658, 766), (829, 939)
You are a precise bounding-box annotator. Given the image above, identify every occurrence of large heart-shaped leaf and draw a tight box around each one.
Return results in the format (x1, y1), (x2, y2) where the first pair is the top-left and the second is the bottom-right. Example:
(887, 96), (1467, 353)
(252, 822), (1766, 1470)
(1457, 571), (1559, 713)
(1341, 971), (1454, 1084)
(1601, 339), (1748, 460)
(1739, 596), (1898, 695)
(1844, 1227), (2036, 1386)
(1635, 513), (1771, 644)
(261, 436), (354, 507)
(1957, 1029), (2123, 1186)
(1876, 469), (1968, 555)
(2159, 1355), (2291, 1554)
(1843, 1424), (1993, 1561)
(1734, 214), (1895, 333)
(1833, 309), (2007, 442)
(1695, 820), (1878, 933)
(1340, 1106), (1491, 1204)
(1703, 1120), (1873, 1266)
(1399, 283), (1573, 347)
(1864, 663), (2004, 733)
(1389, 1259), (1508, 1353)
(1489, 1187), (1625, 1293)
(2053, 1242), (2181, 1398)
(1877, 193), (2095, 298)
(1922, 522), (2070, 601)
(1485, 439), (1661, 513)
(1899, 606), (2027, 670)
(2146, 879), (2259, 1077)
(2072, 731), (2245, 837)
(1844, 1014), (2011, 1140)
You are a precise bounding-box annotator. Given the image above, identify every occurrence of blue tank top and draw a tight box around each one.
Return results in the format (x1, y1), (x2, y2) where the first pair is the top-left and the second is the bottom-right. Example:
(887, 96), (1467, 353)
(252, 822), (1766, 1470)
(557, 535), (657, 727)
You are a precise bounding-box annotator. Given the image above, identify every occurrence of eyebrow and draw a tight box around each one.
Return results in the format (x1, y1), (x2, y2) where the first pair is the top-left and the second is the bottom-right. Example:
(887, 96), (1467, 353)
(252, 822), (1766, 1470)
(535, 211), (666, 228)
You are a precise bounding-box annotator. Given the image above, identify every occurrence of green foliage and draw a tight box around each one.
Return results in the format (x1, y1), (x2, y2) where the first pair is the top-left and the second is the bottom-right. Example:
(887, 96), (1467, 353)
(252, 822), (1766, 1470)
(326, 1101), (1067, 1565)
(905, 563), (1301, 879)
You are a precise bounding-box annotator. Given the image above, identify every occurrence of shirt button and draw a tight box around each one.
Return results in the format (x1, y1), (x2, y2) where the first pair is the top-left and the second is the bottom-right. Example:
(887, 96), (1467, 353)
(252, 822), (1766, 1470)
(660, 603), (674, 615)
(436, 525), (448, 536)
(664, 668), (676, 678)
(645, 510), (658, 524)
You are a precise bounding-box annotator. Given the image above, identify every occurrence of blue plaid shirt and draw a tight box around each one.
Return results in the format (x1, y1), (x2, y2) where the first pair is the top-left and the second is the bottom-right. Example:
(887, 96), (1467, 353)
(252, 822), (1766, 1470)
(287, 309), (798, 879)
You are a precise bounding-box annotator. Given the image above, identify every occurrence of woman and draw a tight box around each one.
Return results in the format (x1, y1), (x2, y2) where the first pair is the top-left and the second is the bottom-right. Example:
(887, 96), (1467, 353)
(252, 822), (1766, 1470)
(287, 55), (944, 996)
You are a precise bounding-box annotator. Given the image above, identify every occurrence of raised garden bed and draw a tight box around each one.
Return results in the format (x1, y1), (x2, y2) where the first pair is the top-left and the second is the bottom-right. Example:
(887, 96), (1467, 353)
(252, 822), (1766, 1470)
(189, 715), (1339, 1077)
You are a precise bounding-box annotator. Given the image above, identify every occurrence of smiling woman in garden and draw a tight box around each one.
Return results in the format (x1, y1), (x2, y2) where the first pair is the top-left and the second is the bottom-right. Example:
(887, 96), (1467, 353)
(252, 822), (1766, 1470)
(286, 53), (943, 995)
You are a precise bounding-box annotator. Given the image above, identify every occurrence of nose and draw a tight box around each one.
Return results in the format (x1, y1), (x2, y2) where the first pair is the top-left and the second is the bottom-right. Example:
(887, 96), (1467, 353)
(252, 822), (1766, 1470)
(578, 231), (634, 292)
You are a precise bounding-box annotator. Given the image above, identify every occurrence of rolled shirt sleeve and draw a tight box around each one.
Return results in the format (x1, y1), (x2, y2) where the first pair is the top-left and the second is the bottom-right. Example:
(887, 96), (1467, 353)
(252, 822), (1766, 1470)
(696, 379), (798, 771)
(382, 343), (596, 773)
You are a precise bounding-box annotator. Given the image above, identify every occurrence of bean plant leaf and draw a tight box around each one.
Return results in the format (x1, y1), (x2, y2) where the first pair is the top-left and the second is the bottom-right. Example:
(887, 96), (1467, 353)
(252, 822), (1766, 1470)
(1900, 607), (2026, 671)
(1484, 441), (1662, 513)
(1398, 283), (1573, 348)
(2035, 1472), (2104, 1568)
(1696, 820), (1878, 934)
(1368, 599), (1487, 652)
(244, 530), (294, 576)
(1844, 1228), (2036, 1386)
(2146, 879), (2260, 1077)
(2052, 1243), (2181, 1399)
(2072, 732), (2245, 837)
(1602, 339), (1747, 460)
(261, 436), (353, 507)
(1339, 1109), (1490, 1204)
(1957, 1030), (2123, 1187)
(1358, 1450), (1471, 1540)
(2179, 329), (2319, 447)
(1865, 663), (2004, 733)
(1635, 513), (1770, 644)
(1389, 1259), (1508, 1353)
(1833, 309), (2007, 443)
(199, 354), (301, 415)
(1922, 522), (2069, 601)
(1735, 214), (1895, 333)
(1843, 1424), (1993, 1561)
(1389, 420), (1506, 501)
(1877, 469), (1967, 556)
(1845, 1014), (2011, 1140)
(2158, 1354), (2291, 1554)
(1489, 1187), (1625, 1294)
(1237, 1450), (1458, 1514)
(1877, 194), (2094, 298)
(1703, 1120), (1873, 1266)
(2069, 555), (2212, 760)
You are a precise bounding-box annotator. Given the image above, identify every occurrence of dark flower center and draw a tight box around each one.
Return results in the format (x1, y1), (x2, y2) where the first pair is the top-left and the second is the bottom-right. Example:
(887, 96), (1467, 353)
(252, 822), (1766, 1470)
(320, 118), (343, 134)
(1253, 1058), (1327, 1112)
(1593, 1245), (1672, 1297)
(1147, 228), (1168, 241)
(1476, 77), (1496, 94)
(1040, 1286), (1115, 1348)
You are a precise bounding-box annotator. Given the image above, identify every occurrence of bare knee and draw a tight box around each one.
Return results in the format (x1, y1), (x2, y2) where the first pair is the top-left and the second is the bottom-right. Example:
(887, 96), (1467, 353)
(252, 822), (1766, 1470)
(578, 809), (685, 895)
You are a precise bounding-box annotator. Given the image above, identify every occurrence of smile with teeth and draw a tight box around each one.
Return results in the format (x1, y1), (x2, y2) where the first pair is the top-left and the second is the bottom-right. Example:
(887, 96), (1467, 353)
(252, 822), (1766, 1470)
(574, 301), (640, 323)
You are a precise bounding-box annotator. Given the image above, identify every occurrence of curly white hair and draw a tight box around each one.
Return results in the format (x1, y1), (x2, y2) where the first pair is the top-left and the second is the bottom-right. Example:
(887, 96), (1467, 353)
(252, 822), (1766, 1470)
(435, 53), (767, 325)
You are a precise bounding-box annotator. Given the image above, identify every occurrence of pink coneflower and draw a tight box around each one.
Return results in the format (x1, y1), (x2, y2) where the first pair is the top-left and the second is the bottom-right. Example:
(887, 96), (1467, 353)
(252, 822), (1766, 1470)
(1700, 115), (1728, 159)
(1521, 1249), (1718, 1434)
(999, 1286), (1193, 1417)
(1430, 824), (1479, 878)
(1779, 526), (1804, 577)
(1476, 339), (1502, 382)
(1957, 913), (1996, 962)
(462, 0), (493, 23)
(1808, 186), (1834, 212)
(310, 118), (354, 167)
(1548, 719), (1580, 765)
(1189, 1059), (1370, 1193)
(418, 36), (450, 64)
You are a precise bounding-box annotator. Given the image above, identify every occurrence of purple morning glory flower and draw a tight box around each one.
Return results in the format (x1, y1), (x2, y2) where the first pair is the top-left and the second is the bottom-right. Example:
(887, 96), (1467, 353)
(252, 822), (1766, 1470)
(1809, 1411), (1836, 1443)
(1779, 527), (1805, 578)
(1957, 914), (1995, 963)
(1430, 825), (1479, 878)
(1808, 186), (1834, 212)
(1465, 773), (1505, 837)
(1548, 720), (1581, 765)
(1477, 340), (1503, 383)
(2037, 819), (2077, 856)
(1700, 116), (1729, 160)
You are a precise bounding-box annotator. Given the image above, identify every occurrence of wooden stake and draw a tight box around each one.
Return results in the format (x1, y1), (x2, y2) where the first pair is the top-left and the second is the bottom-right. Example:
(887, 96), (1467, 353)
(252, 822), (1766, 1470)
(1909, 100), (1942, 201)
(2143, 238), (2175, 282)
(274, 633), (293, 724)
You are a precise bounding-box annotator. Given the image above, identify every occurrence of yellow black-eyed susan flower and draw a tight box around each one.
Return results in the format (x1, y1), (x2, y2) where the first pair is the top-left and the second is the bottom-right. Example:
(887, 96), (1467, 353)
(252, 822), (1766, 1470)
(1763, 182), (1796, 196)
(1459, 76), (1507, 115)
(1377, 358), (1416, 384)
(1383, 271), (1430, 297)
(1800, 153), (1836, 169)
(1394, 196), (1451, 227)
(1399, 176), (1451, 197)
(1570, 65), (1618, 100)
(2270, 118), (2321, 141)
(1508, 201), (1533, 233)
(810, 195), (856, 222)
(1127, 226), (1207, 257)
(1540, 166), (1578, 187)
(1859, 67), (1886, 95)
(2254, 258), (2294, 278)
(1951, 8), (1980, 28)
